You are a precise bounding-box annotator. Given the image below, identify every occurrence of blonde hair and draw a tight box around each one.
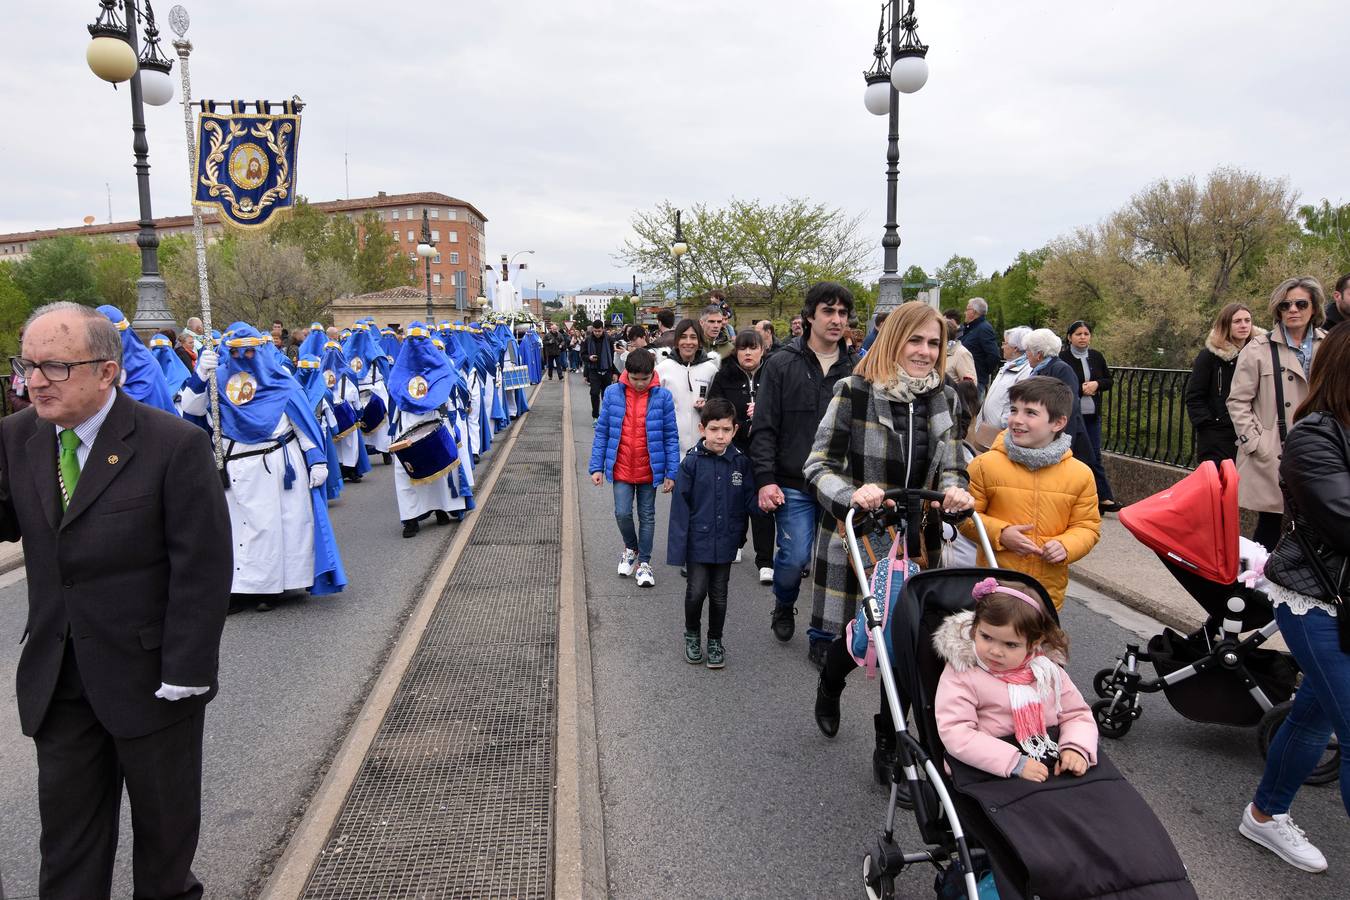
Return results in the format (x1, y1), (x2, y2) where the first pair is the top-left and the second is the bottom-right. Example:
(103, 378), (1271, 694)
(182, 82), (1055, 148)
(854, 301), (948, 384)
(1268, 276), (1326, 330)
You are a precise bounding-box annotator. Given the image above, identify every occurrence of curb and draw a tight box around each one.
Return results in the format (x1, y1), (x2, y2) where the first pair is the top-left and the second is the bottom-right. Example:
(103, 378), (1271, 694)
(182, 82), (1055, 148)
(0, 547), (22, 578)
(1068, 565), (1204, 635)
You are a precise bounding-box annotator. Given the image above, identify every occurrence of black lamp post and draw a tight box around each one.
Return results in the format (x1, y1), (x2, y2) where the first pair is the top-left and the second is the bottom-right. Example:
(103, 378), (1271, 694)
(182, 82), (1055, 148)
(415, 208), (437, 323)
(86, 0), (178, 335)
(670, 209), (688, 306)
(862, 0), (929, 314)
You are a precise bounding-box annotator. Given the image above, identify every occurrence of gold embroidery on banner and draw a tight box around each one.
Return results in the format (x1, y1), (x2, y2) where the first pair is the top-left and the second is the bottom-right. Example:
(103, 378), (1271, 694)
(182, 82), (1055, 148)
(198, 116), (294, 223)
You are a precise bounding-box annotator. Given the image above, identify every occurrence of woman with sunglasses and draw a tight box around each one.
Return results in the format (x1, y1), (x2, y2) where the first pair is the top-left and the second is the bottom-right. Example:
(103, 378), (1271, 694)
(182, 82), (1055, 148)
(1228, 277), (1328, 550)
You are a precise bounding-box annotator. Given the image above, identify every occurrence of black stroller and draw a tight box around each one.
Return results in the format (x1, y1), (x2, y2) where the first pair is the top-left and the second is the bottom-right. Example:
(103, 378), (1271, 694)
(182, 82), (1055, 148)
(844, 489), (1196, 899)
(1091, 460), (1340, 783)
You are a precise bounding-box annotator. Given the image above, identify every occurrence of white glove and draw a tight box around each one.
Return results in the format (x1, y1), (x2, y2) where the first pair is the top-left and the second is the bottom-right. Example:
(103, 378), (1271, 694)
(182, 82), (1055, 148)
(196, 348), (219, 379)
(155, 683), (209, 701)
(308, 464), (328, 489)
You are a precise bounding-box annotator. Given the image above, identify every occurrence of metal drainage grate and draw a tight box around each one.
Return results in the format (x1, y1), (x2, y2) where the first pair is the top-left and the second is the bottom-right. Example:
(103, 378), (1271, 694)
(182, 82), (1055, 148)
(450, 542), (561, 588)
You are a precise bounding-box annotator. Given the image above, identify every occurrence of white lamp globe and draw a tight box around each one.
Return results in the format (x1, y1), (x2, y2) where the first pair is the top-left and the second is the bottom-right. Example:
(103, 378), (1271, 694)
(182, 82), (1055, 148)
(671, 241), (688, 257)
(890, 52), (929, 94)
(87, 35), (138, 83)
(139, 66), (174, 106)
(416, 242), (436, 258)
(863, 78), (891, 116)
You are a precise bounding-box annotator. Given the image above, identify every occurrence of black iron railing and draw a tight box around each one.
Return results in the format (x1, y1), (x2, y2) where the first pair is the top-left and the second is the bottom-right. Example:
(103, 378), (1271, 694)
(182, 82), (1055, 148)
(1100, 366), (1195, 469)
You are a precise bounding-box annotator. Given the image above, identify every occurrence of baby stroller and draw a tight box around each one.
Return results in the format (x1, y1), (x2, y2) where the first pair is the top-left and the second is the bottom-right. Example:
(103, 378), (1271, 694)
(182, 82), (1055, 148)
(844, 489), (1195, 900)
(1091, 460), (1340, 783)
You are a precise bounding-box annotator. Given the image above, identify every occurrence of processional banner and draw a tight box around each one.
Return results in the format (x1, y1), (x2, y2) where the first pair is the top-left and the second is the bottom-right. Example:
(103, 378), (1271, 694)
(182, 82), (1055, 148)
(193, 99), (301, 230)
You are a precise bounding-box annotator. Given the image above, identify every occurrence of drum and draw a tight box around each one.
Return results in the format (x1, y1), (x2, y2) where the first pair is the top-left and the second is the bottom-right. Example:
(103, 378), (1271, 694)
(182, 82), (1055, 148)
(359, 391), (388, 434)
(332, 401), (360, 439)
(501, 365), (529, 390)
(391, 421), (458, 484)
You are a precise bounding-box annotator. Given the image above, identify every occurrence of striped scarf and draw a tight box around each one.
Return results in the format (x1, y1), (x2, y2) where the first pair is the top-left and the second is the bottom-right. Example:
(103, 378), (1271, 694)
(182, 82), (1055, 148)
(979, 654), (1061, 762)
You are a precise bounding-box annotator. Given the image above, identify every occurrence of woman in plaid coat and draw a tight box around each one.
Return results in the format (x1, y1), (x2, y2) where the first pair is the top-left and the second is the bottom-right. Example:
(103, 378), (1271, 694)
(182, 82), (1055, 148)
(805, 301), (974, 790)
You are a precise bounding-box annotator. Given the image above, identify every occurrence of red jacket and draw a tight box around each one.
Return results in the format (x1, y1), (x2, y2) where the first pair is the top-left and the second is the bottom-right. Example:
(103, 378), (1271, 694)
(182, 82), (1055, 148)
(613, 370), (656, 483)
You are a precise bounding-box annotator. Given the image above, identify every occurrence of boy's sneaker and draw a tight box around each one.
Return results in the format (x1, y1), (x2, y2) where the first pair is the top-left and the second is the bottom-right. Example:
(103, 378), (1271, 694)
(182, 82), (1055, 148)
(705, 639), (726, 669)
(617, 549), (638, 577)
(758, 567), (774, 585)
(1239, 804), (1327, 872)
(771, 605), (796, 642)
(684, 631), (703, 664)
(634, 562), (655, 587)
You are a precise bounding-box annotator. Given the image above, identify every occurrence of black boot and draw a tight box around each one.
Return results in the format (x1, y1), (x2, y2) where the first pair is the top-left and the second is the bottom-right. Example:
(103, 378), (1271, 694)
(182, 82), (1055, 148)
(434, 510), (452, 525)
(815, 673), (842, 738)
(382, 452), (393, 466)
(874, 713), (913, 808)
(402, 518), (420, 538)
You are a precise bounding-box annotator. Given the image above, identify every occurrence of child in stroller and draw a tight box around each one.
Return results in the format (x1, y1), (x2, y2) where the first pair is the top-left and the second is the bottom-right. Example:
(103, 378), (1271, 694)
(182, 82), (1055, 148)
(842, 490), (1196, 899)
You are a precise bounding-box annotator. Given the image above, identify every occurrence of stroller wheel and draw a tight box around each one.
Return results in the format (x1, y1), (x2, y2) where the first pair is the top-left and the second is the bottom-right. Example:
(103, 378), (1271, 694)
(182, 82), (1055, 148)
(1092, 698), (1134, 739)
(1257, 701), (1341, 785)
(1093, 667), (1121, 699)
(862, 853), (890, 900)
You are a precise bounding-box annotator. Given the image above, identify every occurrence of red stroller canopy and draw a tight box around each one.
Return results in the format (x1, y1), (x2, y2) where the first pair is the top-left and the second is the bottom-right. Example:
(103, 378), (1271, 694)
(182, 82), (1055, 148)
(1118, 460), (1240, 585)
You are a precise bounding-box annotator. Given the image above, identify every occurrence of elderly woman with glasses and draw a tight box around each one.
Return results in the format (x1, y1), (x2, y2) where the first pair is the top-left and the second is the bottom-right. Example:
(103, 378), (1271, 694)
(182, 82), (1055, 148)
(1228, 276), (1329, 550)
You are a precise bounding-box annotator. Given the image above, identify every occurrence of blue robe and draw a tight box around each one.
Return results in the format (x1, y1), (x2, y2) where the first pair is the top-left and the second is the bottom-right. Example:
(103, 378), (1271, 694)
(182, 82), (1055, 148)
(96, 306), (178, 415)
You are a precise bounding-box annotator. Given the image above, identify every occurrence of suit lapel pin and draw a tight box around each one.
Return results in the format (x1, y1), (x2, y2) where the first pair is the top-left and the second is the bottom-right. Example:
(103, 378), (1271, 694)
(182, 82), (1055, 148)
(107, 454), (119, 465)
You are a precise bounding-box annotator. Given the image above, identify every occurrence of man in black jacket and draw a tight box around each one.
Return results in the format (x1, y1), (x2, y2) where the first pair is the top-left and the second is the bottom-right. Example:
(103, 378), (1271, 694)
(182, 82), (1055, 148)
(582, 319), (615, 420)
(1326, 272), (1350, 331)
(749, 282), (855, 655)
(959, 297), (1002, 390)
(542, 322), (567, 380)
(1, 302), (233, 899)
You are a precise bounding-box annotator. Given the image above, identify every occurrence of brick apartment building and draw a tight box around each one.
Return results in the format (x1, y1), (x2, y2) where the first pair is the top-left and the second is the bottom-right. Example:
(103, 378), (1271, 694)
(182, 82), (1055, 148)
(0, 190), (488, 310)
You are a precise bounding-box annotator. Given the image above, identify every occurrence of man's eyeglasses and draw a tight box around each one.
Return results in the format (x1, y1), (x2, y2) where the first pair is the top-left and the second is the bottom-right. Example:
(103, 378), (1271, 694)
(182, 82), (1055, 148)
(1277, 299), (1312, 313)
(9, 357), (108, 383)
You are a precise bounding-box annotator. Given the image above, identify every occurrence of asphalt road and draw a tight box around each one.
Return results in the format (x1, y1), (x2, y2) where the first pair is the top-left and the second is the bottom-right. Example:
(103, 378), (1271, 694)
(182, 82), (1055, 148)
(570, 384), (1348, 899)
(0, 455), (464, 899)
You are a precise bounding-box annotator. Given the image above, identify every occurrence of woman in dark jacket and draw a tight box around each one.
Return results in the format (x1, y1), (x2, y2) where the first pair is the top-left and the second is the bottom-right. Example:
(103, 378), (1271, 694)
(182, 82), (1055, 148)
(807, 302), (973, 793)
(1241, 325), (1350, 873)
(1058, 321), (1120, 512)
(1185, 303), (1255, 465)
(708, 329), (774, 581)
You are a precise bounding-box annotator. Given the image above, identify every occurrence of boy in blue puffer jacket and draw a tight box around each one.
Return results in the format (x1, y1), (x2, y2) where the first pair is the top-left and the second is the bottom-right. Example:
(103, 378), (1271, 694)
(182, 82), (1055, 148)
(668, 397), (761, 668)
(589, 349), (680, 587)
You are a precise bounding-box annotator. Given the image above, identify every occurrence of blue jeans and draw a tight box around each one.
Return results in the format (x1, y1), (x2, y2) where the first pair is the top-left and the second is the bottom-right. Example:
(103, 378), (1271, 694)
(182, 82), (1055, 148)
(1252, 605), (1350, 816)
(613, 480), (657, 564)
(772, 486), (819, 611)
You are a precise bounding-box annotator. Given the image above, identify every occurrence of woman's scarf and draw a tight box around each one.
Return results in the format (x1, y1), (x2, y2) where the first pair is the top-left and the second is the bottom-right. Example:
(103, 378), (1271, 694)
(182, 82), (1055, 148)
(977, 653), (1062, 762)
(874, 368), (942, 404)
(1069, 345), (1095, 414)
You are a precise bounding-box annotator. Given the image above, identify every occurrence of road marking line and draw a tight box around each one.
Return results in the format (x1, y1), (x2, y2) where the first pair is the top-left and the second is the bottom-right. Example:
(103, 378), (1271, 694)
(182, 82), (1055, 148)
(259, 382), (543, 900)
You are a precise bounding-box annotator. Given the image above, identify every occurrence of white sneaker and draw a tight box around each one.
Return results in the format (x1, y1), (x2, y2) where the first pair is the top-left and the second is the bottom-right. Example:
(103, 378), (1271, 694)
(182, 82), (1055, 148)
(735, 549), (743, 563)
(759, 567), (774, 585)
(617, 549), (638, 577)
(634, 562), (655, 587)
(1239, 803), (1327, 873)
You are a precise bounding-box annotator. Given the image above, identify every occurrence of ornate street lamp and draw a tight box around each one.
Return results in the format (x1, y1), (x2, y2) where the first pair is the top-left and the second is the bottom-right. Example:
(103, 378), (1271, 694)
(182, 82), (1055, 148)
(862, 0), (929, 314)
(85, 0), (178, 335)
(670, 209), (688, 305)
(416, 208), (437, 322)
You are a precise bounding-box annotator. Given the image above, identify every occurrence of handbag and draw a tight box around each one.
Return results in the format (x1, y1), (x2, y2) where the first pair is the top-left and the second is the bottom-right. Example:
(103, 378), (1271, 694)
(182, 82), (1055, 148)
(845, 527), (920, 676)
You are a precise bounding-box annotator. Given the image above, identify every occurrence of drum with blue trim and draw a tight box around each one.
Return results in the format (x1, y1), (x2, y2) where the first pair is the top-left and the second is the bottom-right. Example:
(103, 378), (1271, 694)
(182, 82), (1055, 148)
(359, 391), (388, 435)
(501, 365), (529, 390)
(391, 421), (458, 484)
(332, 401), (359, 439)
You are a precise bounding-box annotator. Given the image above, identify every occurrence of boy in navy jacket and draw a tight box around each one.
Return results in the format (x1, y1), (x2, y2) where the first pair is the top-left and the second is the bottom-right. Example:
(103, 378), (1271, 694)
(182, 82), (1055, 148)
(668, 398), (761, 668)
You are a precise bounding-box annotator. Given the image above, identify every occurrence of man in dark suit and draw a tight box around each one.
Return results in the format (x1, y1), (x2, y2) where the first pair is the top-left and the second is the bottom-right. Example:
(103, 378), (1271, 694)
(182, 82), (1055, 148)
(0, 302), (232, 899)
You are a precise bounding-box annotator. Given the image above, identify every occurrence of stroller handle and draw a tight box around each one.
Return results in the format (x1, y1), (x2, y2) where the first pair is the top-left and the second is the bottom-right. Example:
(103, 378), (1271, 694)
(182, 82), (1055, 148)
(848, 488), (998, 569)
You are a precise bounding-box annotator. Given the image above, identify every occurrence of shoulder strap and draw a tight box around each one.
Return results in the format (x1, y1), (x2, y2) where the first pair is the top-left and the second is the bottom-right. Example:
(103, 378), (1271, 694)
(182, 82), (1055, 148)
(1269, 338), (1289, 445)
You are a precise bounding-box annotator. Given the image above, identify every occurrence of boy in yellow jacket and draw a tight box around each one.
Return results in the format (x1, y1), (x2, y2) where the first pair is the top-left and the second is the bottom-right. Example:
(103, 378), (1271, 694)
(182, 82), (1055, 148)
(962, 376), (1102, 609)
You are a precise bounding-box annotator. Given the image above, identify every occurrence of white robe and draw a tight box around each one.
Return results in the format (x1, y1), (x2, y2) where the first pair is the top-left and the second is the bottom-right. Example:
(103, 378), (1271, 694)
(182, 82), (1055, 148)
(181, 385), (317, 594)
(391, 408), (458, 520)
(359, 373), (392, 454)
(332, 377), (362, 467)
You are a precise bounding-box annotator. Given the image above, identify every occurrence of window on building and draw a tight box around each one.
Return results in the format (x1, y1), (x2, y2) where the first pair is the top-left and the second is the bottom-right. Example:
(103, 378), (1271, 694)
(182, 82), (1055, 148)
(406, 208), (414, 221)
(391, 209), (400, 221)
(454, 270), (468, 309)
(429, 209), (438, 219)
(449, 231), (459, 243)
(408, 252), (416, 262)
(393, 230), (400, 242)
(449, 252), (460, 264)
(431, 230), (439, 242)
(407, 230), (414, 242)
(446, 209), (457, 220)
(433, 273), (442, 285)
(433, 254), (441, 264)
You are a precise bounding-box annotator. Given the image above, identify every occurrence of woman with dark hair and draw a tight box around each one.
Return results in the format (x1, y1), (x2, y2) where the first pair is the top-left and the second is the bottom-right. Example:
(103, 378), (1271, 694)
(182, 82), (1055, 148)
(1058, 321), (1119, 513)
(1185, 303), (1257, 465)
(709, 329), (774, 583)
(1228, 276), (1328, 549)
(655, 318), (719, 455)
(1239, 324), (1350, 873)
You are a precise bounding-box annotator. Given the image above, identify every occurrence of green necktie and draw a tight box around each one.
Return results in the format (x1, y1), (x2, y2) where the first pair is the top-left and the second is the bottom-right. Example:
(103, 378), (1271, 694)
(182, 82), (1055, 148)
(58, 429), (82, 510)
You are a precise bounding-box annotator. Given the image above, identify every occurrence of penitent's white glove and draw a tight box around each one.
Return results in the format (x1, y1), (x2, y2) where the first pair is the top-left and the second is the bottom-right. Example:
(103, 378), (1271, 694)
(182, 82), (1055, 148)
(308, 464), (328, 489)
(196, 349), (219, 379)
(155, 683), (209, 701)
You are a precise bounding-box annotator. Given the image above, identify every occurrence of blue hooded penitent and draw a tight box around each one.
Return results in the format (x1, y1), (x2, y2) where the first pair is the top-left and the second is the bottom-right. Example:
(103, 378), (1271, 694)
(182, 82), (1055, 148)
(97, 306), (178, 415)
(298, 322), (327, 359)
(380, 327), (402, 362)
(519, 328), (543, 384)
(147, 334), (191, 395)
(389, 322), (460, 415)
(218, 324), (347, 594)
(320, 341), (372, 477)
(295, 353), (344, 501)
(342, 323), (390, 382)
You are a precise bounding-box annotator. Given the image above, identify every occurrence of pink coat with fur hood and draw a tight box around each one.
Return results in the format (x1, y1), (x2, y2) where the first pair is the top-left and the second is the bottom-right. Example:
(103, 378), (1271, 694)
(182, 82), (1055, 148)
(933, 610), (1098, 778)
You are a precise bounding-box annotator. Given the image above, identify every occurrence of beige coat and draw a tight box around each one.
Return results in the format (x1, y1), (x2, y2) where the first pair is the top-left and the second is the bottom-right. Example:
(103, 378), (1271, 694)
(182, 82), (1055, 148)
(1226, 327), (1325, 513)
(947, 341), (977, 383)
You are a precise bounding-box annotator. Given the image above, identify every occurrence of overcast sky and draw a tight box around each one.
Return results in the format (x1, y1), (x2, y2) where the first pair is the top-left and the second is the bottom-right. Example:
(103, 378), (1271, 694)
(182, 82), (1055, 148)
(2, 1), (1344, 293)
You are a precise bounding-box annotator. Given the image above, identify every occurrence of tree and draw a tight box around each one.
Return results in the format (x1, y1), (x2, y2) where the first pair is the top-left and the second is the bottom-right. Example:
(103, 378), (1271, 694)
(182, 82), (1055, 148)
(196, 236), (353, 328)
(11, 236), (98, 306)
(603, 296), (635, 325)
(933, 255), (980, 308)
(571, 306), (591, 330)
(0, 262), (30, 359)
(900, 264), (928, 301)
(88, 240), (141, 319)
(353, 211), (413, 293)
